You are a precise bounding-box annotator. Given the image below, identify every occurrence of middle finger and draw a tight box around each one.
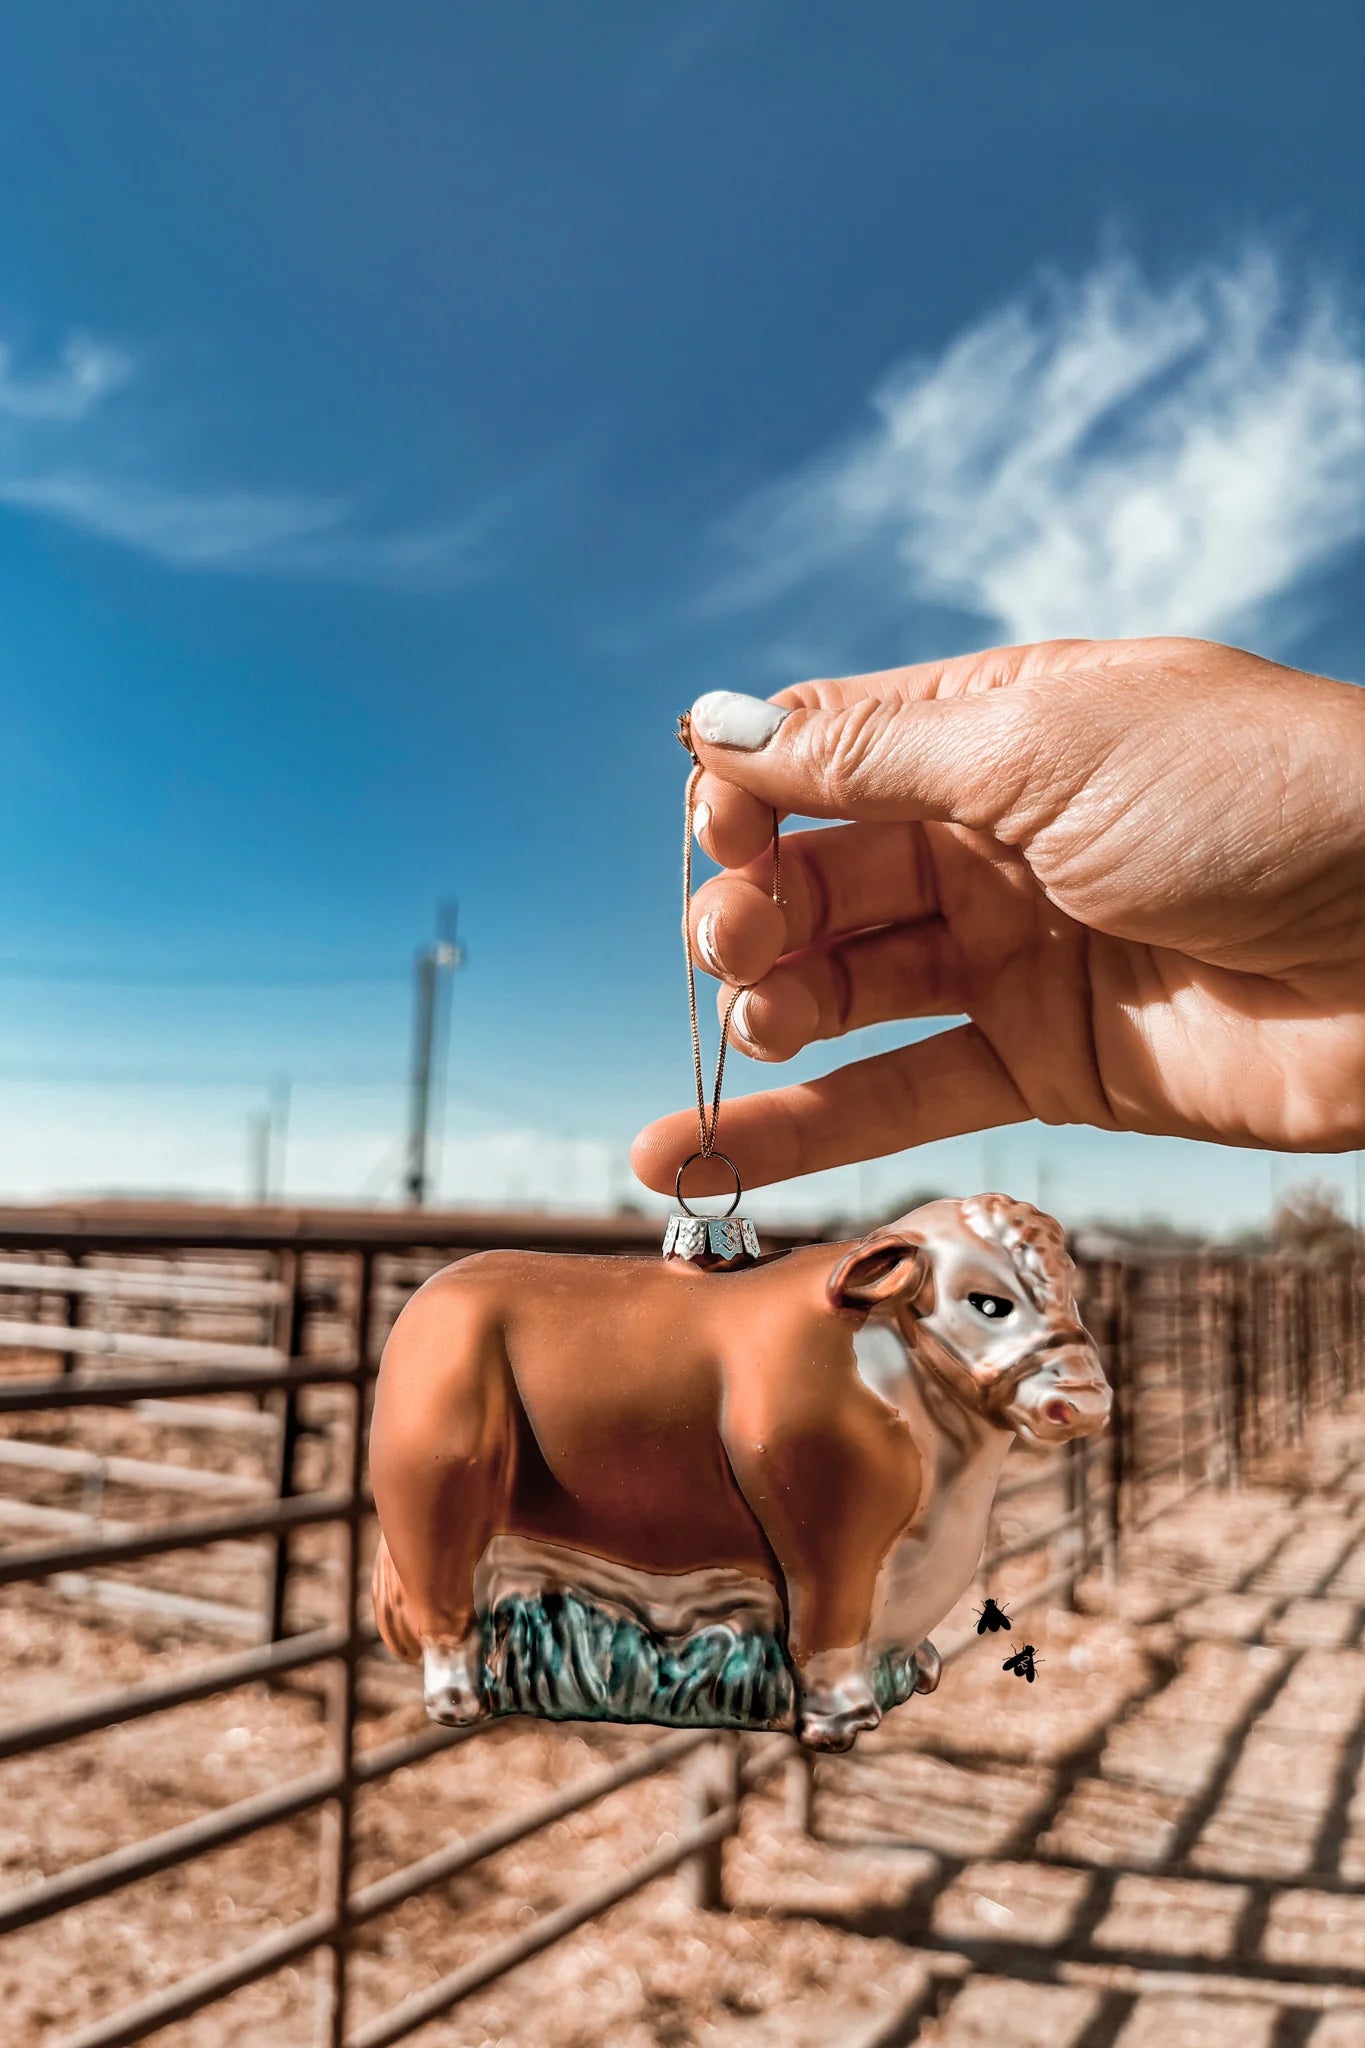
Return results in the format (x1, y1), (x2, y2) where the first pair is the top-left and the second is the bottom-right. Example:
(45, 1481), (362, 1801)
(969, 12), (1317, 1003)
(689, 819), (938, 987)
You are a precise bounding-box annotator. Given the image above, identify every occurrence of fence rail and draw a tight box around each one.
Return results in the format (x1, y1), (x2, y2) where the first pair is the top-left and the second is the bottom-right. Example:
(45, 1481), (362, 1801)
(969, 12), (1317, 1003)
(1, 1206), (1361, 2048)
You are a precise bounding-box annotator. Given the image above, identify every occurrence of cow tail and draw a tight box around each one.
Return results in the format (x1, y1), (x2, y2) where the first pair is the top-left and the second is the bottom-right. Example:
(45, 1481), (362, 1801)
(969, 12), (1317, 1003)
(371, 1536), (423, 1663)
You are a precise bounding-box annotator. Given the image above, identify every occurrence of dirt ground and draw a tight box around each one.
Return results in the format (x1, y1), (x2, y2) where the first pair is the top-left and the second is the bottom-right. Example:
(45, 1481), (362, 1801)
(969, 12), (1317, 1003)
(2, 1374), (1363, 2046)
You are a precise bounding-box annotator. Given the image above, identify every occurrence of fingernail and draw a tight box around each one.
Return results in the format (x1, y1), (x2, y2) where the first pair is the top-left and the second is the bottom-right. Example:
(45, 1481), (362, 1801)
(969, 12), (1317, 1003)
(695, 911), (722, 975)
(731, 990), (758, 1045)
(693, 800), (711, 844)
(690, 690), (789, 750)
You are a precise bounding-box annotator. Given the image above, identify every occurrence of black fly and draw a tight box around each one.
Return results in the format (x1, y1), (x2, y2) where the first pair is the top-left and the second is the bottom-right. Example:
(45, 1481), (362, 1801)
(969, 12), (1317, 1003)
(1002, 1643), (1041, 1683)
(975, 1597), (1012, 1634)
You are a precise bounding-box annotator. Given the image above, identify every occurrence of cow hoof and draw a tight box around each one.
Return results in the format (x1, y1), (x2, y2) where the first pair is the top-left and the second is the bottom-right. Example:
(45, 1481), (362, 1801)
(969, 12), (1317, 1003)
(798, 1696), (881, 1752)
(425, 1686), (486, 1728)
(796, 1656), (882, 1752)
(422, 1638), (487, 1727)
(913, 1639), (942, 1695)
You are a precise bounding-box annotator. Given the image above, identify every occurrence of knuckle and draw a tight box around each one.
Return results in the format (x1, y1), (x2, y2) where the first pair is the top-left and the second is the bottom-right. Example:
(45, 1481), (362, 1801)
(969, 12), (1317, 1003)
(802, 698), (891, 809)
(820, 948), (856, 1039)
(787, 836), (831, 946)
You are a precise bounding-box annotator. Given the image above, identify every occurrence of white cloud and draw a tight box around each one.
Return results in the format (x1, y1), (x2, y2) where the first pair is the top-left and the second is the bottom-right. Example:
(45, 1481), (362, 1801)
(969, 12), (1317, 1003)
(0, 473), (348, 567)
(0, 470), (515, 586)
(715, 247), (1365, 645)
(0, 334), (133, 422)
(0, 330), (546, 588)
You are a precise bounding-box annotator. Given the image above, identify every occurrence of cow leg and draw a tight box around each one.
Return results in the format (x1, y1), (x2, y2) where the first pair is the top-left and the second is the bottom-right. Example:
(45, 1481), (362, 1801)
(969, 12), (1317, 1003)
(398, 1442), (506, 1726)
(722, 1385), (922, 1753)
(399, 1467), (503, 1725)
(369, 1316), (513, 1728)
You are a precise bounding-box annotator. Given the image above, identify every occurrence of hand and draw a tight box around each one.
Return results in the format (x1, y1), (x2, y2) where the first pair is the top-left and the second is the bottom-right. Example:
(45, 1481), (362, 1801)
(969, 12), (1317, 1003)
(632, 638), (1365, 1195)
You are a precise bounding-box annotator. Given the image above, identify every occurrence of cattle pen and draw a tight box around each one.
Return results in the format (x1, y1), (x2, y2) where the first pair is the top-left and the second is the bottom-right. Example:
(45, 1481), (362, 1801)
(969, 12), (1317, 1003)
(1, 1202), (1362, 2048)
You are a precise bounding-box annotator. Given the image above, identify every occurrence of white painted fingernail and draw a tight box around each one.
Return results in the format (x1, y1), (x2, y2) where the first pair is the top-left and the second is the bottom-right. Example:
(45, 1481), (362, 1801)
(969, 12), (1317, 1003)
(732, 990), (758, 1045)
(693, 800), (711, 844)
(695, 911), (722, 975)
(691, 690), (789, 750)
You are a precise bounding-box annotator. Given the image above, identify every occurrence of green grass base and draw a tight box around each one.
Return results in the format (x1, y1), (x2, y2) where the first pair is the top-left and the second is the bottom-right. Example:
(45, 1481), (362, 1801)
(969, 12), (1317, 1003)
(479, 1588), (920, 1729)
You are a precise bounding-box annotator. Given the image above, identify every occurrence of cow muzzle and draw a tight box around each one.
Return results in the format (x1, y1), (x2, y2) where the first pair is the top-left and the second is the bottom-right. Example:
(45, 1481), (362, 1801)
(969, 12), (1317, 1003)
(1000, 1348), (1112, 1444)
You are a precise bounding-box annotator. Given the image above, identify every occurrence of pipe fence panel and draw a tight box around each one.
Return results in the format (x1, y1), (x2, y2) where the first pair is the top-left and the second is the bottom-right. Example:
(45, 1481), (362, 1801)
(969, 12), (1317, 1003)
(0, 1211), (1361, 2047)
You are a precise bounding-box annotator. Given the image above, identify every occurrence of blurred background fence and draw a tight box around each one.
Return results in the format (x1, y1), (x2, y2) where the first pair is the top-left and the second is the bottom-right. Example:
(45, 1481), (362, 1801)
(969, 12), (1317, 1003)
(0, 1204), (1361, 2048)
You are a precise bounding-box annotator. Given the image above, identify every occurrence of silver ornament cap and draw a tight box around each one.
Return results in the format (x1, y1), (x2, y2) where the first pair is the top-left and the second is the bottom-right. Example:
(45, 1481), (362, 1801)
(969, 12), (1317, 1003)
(663, 1149), (760, 1267)
(662, 1213), (761, 1266)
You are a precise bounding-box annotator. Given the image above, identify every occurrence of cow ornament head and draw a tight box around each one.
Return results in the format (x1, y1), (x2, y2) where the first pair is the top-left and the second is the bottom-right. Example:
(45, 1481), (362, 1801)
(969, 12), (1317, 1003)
(828, 1194), (1111, 1444)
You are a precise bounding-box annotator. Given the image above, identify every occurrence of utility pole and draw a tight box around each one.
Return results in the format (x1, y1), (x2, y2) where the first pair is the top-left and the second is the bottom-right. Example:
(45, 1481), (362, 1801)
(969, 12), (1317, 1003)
(247, 1078), (291, 1206)
(405, 903), (464, 1206)
(269, 1076), (291, 1200)
(248, 1108), (271, 1205)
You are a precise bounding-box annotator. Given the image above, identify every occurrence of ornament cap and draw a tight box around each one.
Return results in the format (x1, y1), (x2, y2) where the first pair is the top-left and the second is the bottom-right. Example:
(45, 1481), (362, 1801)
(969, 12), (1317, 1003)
(662, 1214), (761, 1267)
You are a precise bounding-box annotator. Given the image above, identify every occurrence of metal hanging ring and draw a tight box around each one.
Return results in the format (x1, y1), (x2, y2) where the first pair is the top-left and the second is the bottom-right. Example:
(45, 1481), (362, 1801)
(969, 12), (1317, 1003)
(675, 1150), (744, 1219)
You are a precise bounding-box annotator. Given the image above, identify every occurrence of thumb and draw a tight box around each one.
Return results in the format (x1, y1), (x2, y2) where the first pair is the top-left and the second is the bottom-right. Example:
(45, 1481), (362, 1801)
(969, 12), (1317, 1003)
(687, 686), (1032, 829)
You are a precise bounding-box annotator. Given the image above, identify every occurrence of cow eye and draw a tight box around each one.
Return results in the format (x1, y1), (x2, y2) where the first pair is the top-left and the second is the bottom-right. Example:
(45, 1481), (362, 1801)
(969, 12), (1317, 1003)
(967, 1292), (1014, 1321)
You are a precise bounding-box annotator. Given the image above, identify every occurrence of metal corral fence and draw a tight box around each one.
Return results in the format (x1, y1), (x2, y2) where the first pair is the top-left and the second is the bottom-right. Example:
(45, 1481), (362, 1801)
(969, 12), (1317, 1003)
(0, 1203), (1361, 2048)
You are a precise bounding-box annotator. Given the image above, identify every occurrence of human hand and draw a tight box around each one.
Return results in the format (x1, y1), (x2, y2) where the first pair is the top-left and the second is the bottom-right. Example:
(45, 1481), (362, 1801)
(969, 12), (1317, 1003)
(632, 639), (1365, 1195)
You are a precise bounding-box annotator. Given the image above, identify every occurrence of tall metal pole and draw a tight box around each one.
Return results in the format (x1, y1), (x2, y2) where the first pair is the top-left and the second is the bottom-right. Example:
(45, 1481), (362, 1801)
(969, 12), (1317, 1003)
(248, 1108), (271, 1206)
(270, 1076), (291, 1202)
(405, 904), (463, 1206)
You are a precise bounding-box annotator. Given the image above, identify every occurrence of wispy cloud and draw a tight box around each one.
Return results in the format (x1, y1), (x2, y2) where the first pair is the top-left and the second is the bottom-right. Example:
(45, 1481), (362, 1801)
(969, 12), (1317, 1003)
(713, 246), (1365, 646)
(0, 472), (349, 567)
(0, 334), (133, 422)
(623, 0), (778, 110)
(0, 330), (550, 588)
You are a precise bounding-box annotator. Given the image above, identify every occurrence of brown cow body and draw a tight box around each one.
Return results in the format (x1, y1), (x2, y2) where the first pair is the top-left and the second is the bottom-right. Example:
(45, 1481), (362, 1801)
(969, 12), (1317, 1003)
(369, 1196), (1111, 1750)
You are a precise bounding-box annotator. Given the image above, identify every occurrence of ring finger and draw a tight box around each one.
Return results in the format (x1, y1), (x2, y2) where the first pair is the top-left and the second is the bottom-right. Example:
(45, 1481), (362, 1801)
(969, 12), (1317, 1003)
(722, 920), (963, 1062)
(690, 819), (939, 988)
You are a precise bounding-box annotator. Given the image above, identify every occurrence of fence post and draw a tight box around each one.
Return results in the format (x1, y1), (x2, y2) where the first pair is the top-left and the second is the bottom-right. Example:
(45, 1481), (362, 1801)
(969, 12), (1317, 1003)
(59, 1250), (86, 1376)
(1198, 1262), (1224, 1489)
(316, 1248), (373, 2048)
(266, 1249), (307, 1644)
(1098, 1261), (1125, 1580)
(1225, 1262), (1248, 1489)
(786, 1746), (817, 1836)
(1173, 1259), (1191, 1488)
(1254, 1262), (1274, 1461)
(685, 1733), (742, 1911)
(1110, 1261), (1140, 1551)
(1250, 1262), (1269, 1457)
(1290, 1266), (1310, 1442)
(1066, 1434), (1090, 1609)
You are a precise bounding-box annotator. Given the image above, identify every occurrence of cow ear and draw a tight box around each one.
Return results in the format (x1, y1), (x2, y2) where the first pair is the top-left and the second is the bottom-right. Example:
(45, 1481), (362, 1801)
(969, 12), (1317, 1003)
(827, 1236), (928, 1311)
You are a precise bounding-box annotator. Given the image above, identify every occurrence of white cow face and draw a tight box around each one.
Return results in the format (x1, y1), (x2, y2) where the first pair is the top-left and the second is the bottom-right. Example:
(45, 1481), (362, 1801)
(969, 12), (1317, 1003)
(828, 1196), (1111, 1445)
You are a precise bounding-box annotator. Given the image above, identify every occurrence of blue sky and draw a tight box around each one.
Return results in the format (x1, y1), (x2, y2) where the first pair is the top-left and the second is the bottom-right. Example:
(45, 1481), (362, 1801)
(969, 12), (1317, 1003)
(1, 2), (1363, 1229)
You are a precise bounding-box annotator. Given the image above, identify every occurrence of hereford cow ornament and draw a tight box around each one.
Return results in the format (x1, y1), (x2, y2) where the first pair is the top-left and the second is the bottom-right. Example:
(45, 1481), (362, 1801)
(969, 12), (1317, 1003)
(369, 1193), (1111, 1752)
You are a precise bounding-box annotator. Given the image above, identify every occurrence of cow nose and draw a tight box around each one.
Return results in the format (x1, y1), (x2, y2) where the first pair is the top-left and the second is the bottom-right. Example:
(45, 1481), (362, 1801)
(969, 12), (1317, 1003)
(1039, 1368), (1111, 1434)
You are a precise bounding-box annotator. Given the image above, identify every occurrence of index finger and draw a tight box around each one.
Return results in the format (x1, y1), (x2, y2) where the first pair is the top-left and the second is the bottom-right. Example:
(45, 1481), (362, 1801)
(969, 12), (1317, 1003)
(631, 1023), (1028, 1194)
(688, 652), (1032, 862)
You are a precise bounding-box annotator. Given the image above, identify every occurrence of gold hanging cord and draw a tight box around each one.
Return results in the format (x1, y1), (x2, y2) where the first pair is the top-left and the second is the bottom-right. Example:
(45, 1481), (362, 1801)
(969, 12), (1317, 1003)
(676, 713), (781, 1177)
